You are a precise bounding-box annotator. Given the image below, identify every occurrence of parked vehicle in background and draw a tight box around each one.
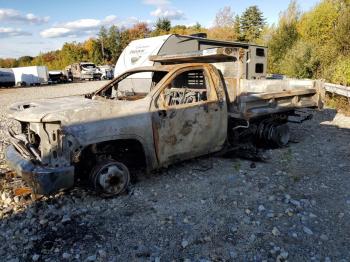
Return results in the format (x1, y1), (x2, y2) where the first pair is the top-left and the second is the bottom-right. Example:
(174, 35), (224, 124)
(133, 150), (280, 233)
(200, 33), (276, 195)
(12, 66), (49, 87)
(48, 70), (68, 84)
(97, 65), (114, 80)
(65, 62), (102, 81)
(0, 68), (15, 87)
(266, 74), (285, 80)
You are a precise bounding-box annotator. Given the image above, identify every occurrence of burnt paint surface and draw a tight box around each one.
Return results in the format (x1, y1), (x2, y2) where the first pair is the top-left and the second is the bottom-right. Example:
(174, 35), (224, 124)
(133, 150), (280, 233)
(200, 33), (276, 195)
(6, 63), (322, 189)
(151, 64), (228, 166)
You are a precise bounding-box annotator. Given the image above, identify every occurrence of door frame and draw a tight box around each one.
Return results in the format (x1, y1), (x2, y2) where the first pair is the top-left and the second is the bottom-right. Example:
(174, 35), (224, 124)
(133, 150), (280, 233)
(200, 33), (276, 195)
(150, 64), (226, 166)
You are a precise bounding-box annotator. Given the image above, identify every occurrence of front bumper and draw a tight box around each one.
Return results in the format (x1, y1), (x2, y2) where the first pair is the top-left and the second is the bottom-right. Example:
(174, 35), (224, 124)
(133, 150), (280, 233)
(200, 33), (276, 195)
(82, 73), (101, 79)
(5, 145), (74, 195)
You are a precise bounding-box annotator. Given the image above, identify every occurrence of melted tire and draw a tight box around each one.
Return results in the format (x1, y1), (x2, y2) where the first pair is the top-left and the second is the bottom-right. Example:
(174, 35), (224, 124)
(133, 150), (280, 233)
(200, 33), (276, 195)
(89, 159), (130, 196)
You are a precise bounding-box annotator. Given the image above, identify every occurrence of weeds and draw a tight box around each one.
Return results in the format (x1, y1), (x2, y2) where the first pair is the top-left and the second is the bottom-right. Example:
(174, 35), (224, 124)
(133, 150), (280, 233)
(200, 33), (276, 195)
(325, 93), (350, 116)
(233, 161), (241, 172)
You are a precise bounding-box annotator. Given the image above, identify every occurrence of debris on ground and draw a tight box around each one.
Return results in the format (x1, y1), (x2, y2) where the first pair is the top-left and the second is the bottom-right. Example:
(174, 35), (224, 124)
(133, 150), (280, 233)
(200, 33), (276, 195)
(0, 82), (349, 261)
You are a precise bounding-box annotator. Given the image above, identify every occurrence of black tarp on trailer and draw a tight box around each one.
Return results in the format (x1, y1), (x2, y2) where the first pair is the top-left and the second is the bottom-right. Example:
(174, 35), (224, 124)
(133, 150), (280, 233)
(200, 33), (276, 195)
(0, 68), (15, 87)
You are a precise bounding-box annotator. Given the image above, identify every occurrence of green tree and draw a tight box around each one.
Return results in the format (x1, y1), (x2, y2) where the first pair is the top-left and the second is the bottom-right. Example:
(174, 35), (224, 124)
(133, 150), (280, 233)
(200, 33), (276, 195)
(332, 56), (350, 85)
(17, 56), (34, 67)
(240, 5), (265, 42)
(333, 4), (350, 56)
(84, 38), (103, 65)
(60, 42), (88, 66)
(297, 0), (340, 75)
(154, 18), (171, 34)
(279, 40), (320, 78)
(234, 15), (241, 39)
(98, 26), (109, 63)
(268, 0), (300, 73)
(187, 22), (207, 35)
(106, 25), (122, 64)
(192, 22), (202, 32)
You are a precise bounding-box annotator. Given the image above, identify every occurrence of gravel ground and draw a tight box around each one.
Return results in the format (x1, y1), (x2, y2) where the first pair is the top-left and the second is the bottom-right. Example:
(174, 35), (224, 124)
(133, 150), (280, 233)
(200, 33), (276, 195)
(0, 82), (350, 262)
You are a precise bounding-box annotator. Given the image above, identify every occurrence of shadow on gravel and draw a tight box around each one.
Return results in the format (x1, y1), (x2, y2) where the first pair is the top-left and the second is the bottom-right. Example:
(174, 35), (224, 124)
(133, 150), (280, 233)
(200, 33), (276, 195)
(1, 108), (350, 261)
(1, 108), (348, 216)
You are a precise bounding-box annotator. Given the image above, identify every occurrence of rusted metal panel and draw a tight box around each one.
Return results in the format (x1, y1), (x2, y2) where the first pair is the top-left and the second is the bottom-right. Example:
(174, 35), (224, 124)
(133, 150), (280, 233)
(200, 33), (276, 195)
(150, 64), (227, 167)
(226, 79), (323, 119)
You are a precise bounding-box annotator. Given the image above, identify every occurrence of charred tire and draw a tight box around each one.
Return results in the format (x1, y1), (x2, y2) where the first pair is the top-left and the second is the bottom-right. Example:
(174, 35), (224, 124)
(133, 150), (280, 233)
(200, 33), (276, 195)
(256, 122), (290, 148)
(89, 159), (130, 196)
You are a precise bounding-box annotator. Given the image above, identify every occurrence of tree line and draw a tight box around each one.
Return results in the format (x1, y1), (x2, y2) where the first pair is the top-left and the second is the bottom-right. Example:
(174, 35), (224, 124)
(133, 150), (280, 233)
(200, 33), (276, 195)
(1, 0), (349, 85)
(0, 5), (265, 71)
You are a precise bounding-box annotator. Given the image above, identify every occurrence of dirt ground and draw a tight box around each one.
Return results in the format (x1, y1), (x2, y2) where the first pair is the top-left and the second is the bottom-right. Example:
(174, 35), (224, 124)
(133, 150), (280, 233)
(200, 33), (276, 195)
(0, 82), (349, 262)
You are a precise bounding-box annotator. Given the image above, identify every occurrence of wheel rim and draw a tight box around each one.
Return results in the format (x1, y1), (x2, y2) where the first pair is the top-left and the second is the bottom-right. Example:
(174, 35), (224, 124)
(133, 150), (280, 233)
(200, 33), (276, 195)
(94, 162), (129, 195)
(273, 124), (290, 147)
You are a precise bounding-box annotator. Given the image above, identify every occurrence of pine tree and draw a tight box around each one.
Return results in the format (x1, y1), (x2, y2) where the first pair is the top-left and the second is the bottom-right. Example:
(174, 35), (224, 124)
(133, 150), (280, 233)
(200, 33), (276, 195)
(234, 15), (241, 40)
(155, 18), (171, 32)
(98, 26), (108, 63)
(193, 22), (202, 32)
(107, 25), (122, 64)
(240, 5), (265, 42)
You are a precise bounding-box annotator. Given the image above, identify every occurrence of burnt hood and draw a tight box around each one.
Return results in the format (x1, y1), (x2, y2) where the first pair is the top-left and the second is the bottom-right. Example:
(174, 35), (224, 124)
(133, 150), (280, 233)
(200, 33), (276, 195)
(8, 96), (103, 123)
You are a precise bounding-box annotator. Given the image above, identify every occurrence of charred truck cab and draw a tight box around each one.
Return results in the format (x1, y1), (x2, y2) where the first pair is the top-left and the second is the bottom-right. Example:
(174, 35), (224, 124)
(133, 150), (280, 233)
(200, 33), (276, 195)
(5, 47), (324, 196)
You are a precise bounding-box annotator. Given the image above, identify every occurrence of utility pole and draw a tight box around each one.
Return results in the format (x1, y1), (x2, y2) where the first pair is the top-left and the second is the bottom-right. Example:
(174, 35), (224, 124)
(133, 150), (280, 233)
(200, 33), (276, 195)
(101, 38), (105, 64)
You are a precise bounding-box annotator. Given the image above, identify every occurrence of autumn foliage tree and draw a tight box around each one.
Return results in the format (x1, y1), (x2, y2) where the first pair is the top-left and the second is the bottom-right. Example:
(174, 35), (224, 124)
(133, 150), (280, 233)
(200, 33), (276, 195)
(268, 0), (300, 73)
(268, 0), (350, 84)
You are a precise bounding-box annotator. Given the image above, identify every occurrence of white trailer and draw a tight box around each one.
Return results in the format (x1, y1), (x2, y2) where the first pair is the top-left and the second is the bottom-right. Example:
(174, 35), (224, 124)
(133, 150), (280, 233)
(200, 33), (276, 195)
(114, 34), (268, 93)
(12, 66), (49, 87)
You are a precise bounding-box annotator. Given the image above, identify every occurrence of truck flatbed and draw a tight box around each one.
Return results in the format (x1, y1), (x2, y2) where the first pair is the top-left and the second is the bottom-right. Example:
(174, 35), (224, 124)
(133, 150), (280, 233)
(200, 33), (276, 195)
(150, 48), (323, 119)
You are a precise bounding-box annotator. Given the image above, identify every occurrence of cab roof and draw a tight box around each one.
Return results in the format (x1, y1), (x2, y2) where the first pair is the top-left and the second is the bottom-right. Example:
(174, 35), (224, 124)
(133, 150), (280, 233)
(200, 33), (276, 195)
(122, 63), (209, 74)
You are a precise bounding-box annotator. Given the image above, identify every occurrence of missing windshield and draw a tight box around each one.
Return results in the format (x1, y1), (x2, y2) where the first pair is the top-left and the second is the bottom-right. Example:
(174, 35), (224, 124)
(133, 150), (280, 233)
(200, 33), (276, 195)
(81, 63), (96, 69)
(97, 70), (168, 101)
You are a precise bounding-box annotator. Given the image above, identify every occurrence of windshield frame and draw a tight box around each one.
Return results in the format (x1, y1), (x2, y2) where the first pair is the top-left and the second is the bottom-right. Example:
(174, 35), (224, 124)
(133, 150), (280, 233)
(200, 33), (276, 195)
(93, 68), (170, 98)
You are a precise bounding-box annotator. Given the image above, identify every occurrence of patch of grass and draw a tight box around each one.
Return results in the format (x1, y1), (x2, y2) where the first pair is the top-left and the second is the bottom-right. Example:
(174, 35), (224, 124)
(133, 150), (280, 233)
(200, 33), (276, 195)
(325, 93), (350, 116)
(292, 175), (301, 182)
(233, 161), (241, 172)
(282, 148), (293, 163)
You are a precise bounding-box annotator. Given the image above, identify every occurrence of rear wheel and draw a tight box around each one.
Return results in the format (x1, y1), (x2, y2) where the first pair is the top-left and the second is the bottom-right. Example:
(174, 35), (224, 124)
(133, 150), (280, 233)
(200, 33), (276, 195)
(17, 81), (27, 87)
(256, 121), (290, 148)
(89, 159), (130, 196)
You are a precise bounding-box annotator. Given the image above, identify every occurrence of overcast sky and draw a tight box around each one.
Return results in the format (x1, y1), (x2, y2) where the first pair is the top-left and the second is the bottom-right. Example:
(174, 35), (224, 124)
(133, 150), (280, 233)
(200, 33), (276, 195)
(0, 0), (320, 58)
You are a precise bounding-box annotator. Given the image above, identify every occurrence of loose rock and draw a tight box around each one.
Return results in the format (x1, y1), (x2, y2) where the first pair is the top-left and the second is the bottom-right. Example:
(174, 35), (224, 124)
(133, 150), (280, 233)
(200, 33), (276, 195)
(303, 227), (313, 235)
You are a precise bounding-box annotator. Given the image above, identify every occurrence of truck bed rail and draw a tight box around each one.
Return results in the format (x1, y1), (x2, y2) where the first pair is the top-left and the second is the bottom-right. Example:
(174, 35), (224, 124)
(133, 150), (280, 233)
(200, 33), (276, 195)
(227, 79), (324, 119)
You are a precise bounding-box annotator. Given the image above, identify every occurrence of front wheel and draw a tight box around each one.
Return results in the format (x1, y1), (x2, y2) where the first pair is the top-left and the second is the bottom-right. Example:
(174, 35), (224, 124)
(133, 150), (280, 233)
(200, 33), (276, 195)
(89, 159), (130, 196)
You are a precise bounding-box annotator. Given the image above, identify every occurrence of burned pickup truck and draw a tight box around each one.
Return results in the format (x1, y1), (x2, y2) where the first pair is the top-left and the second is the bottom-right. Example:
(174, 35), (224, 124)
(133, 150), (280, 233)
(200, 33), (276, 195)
(5, 48), (324, 196)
